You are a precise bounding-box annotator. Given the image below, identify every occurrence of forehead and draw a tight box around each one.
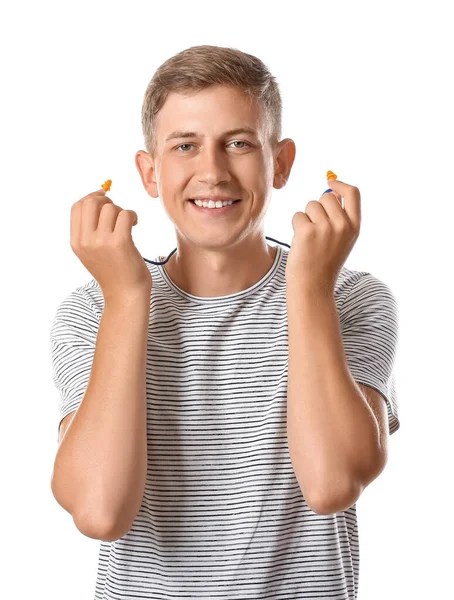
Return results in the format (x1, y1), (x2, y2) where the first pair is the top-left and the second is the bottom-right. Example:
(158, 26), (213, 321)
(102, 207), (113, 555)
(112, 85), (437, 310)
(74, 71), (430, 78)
(156, 85), (266, 137)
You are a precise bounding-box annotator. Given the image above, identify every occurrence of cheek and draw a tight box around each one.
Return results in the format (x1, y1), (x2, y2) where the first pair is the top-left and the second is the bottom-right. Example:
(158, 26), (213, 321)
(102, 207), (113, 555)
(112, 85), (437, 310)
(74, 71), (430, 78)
(160, 162), (188, 190)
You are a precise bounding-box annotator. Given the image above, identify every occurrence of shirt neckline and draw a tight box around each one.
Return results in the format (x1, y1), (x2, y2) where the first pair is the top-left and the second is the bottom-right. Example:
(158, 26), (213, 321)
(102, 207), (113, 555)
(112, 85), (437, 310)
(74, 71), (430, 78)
(153, 244), (284, 305)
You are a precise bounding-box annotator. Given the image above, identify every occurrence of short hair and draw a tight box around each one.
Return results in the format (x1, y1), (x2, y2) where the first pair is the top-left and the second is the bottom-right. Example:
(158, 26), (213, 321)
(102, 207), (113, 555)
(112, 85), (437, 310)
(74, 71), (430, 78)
(140, 44), (283, 158)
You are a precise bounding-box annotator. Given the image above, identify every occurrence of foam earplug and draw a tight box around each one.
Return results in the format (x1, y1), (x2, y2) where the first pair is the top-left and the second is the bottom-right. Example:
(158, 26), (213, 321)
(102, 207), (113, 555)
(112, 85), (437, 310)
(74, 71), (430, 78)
(101, 179), (112, 191)
(326, 170), (337, 181)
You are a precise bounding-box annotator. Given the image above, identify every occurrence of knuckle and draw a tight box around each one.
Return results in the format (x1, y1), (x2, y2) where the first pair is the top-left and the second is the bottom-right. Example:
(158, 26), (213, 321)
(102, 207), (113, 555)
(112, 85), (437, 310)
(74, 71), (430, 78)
(100, 234), (120, 249)
(81, 231), (99, 248)
(338, 219), (350, 232)
(110, 235), (127, 249)
(77, 236), (91, 250)
(83, 194), (113, 206)
(100, 202), (117, 213)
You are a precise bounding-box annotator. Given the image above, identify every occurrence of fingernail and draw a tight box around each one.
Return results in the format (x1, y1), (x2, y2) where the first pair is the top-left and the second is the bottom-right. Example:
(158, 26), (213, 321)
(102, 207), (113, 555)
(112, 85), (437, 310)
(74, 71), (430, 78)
(323, 188), (333, 194)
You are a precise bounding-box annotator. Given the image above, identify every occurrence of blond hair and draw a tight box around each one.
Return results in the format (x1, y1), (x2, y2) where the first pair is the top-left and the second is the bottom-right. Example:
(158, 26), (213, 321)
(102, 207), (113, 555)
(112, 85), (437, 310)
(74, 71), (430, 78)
(141, 45), (282, 158)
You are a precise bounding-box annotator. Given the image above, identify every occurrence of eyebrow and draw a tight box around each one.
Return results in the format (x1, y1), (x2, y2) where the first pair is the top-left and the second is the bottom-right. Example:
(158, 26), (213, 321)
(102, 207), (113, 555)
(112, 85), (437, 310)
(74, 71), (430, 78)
(164, 127), (259, 143)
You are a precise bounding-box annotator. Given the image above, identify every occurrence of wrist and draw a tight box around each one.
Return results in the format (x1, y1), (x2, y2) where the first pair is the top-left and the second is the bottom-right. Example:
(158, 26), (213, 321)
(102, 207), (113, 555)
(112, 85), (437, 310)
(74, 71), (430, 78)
(286, 279), (334, 299)
(103, 288), (151, 310)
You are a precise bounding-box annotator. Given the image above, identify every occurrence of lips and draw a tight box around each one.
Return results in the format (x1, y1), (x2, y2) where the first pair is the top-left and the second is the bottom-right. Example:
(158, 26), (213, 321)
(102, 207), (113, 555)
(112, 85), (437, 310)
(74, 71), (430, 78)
(189, 199), (241, 204)
(188, 198), (242, 216)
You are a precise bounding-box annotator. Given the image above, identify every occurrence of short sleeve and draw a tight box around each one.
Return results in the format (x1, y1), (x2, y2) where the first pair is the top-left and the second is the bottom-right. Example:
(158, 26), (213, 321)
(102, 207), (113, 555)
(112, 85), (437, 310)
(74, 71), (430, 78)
(49, 288), (101, 442)
(339, 273), (400, 435)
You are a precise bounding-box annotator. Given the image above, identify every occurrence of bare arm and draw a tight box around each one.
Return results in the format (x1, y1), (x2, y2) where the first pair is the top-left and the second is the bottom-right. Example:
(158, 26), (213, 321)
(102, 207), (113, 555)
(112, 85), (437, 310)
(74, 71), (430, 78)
(286, 285), (383, 515)
(51, 292), (150, 541)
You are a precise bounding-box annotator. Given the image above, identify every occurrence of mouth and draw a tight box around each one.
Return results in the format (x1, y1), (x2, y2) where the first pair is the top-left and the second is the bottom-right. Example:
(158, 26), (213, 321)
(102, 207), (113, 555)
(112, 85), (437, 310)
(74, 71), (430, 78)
(188, 198), (242, 216)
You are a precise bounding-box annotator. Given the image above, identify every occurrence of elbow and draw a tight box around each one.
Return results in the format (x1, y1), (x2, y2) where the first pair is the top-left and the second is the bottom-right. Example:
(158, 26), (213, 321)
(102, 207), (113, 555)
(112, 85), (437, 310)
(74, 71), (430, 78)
(305, 479), (362, 515)
(51, 481), (126, 541)
(73, 510), (130, 542)
(299, 446), (388, 515)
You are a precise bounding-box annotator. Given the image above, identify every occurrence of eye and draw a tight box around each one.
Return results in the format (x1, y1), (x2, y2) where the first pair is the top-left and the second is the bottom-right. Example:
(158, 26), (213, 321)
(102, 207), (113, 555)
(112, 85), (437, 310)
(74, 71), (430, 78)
(230, 141), (250, 149)
(174, 141), (251, 152)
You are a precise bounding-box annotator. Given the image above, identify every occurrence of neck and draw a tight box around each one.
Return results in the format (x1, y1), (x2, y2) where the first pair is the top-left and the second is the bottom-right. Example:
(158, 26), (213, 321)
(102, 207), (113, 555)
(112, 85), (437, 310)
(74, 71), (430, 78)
(163, 240), (278, 298)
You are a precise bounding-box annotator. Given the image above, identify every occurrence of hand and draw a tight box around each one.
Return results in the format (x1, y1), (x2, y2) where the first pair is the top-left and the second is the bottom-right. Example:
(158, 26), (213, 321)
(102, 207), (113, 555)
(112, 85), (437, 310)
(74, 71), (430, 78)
(70, 188), (152, 303)
(285, 178), (361, 294)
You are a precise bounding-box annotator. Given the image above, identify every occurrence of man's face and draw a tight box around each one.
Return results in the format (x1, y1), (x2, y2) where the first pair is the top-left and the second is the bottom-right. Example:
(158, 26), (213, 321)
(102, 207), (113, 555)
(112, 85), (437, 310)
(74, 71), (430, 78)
(138, 84), (288, 249)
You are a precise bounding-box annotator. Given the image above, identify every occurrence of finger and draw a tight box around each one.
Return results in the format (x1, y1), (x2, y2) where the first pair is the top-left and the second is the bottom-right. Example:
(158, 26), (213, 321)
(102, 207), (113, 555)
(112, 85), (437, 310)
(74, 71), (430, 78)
(70, 201), (81, 248)
(326, 178), (361, 229)
(322, 188), (343, 206)
(83, 196), (116, 235)
(81, 188), (106, 201)
(97, 202), (123, 232)
(318, 190), (345, 224)
(71, 191), (110, 247)
(114, 209), (137, 236)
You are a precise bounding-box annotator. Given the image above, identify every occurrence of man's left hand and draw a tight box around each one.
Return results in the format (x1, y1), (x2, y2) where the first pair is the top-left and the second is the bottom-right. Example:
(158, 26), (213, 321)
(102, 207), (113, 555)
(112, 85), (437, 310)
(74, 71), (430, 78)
(285, 178), (362, 294)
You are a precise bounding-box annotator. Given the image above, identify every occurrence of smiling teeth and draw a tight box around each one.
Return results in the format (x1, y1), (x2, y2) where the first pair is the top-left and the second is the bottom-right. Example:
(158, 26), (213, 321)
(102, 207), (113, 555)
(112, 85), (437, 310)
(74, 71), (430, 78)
(194, 199), (235, 208)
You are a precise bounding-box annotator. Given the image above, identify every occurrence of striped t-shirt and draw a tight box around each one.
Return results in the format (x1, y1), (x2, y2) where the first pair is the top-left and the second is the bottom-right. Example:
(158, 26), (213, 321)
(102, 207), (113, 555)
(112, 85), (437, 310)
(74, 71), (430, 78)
(49, 242), (400, 600)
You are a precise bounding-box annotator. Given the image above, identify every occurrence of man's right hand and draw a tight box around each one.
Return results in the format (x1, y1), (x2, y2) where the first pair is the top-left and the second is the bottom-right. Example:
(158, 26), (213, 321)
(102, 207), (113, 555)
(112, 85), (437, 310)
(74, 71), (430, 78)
(70, 188), (152, 302)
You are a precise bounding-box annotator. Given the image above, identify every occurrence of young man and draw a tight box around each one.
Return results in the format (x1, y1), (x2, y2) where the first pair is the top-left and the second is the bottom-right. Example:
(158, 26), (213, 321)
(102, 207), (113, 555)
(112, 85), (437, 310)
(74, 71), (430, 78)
(50, 45), (400, 599)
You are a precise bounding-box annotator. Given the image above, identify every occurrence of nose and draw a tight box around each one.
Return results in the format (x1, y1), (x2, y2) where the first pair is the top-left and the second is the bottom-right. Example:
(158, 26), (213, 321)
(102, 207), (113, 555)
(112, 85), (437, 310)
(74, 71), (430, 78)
(196, 144), (232, 186)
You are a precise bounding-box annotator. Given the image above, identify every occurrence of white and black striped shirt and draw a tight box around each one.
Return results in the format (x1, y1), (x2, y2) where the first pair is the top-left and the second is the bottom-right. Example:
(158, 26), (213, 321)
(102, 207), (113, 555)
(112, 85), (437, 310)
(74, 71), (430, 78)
(50, 243), (400, 599)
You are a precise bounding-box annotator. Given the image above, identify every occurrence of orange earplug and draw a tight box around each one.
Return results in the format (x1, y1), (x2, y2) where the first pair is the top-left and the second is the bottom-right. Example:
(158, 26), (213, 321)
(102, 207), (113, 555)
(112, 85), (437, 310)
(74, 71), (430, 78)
(101, 179), (112, 191)
(326, 170), (337, 181)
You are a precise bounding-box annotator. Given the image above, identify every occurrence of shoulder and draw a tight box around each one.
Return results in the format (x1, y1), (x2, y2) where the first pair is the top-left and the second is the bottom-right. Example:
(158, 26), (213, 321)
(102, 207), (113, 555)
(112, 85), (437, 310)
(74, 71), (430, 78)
(58, 278), (104, 318)
(335, 267), (398, 316)
(50, 278), (104, 343)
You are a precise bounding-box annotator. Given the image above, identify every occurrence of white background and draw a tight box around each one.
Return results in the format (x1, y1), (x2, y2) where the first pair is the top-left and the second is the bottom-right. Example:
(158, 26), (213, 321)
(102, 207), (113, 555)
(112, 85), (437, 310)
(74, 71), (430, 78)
(1, 0), (452, 598)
